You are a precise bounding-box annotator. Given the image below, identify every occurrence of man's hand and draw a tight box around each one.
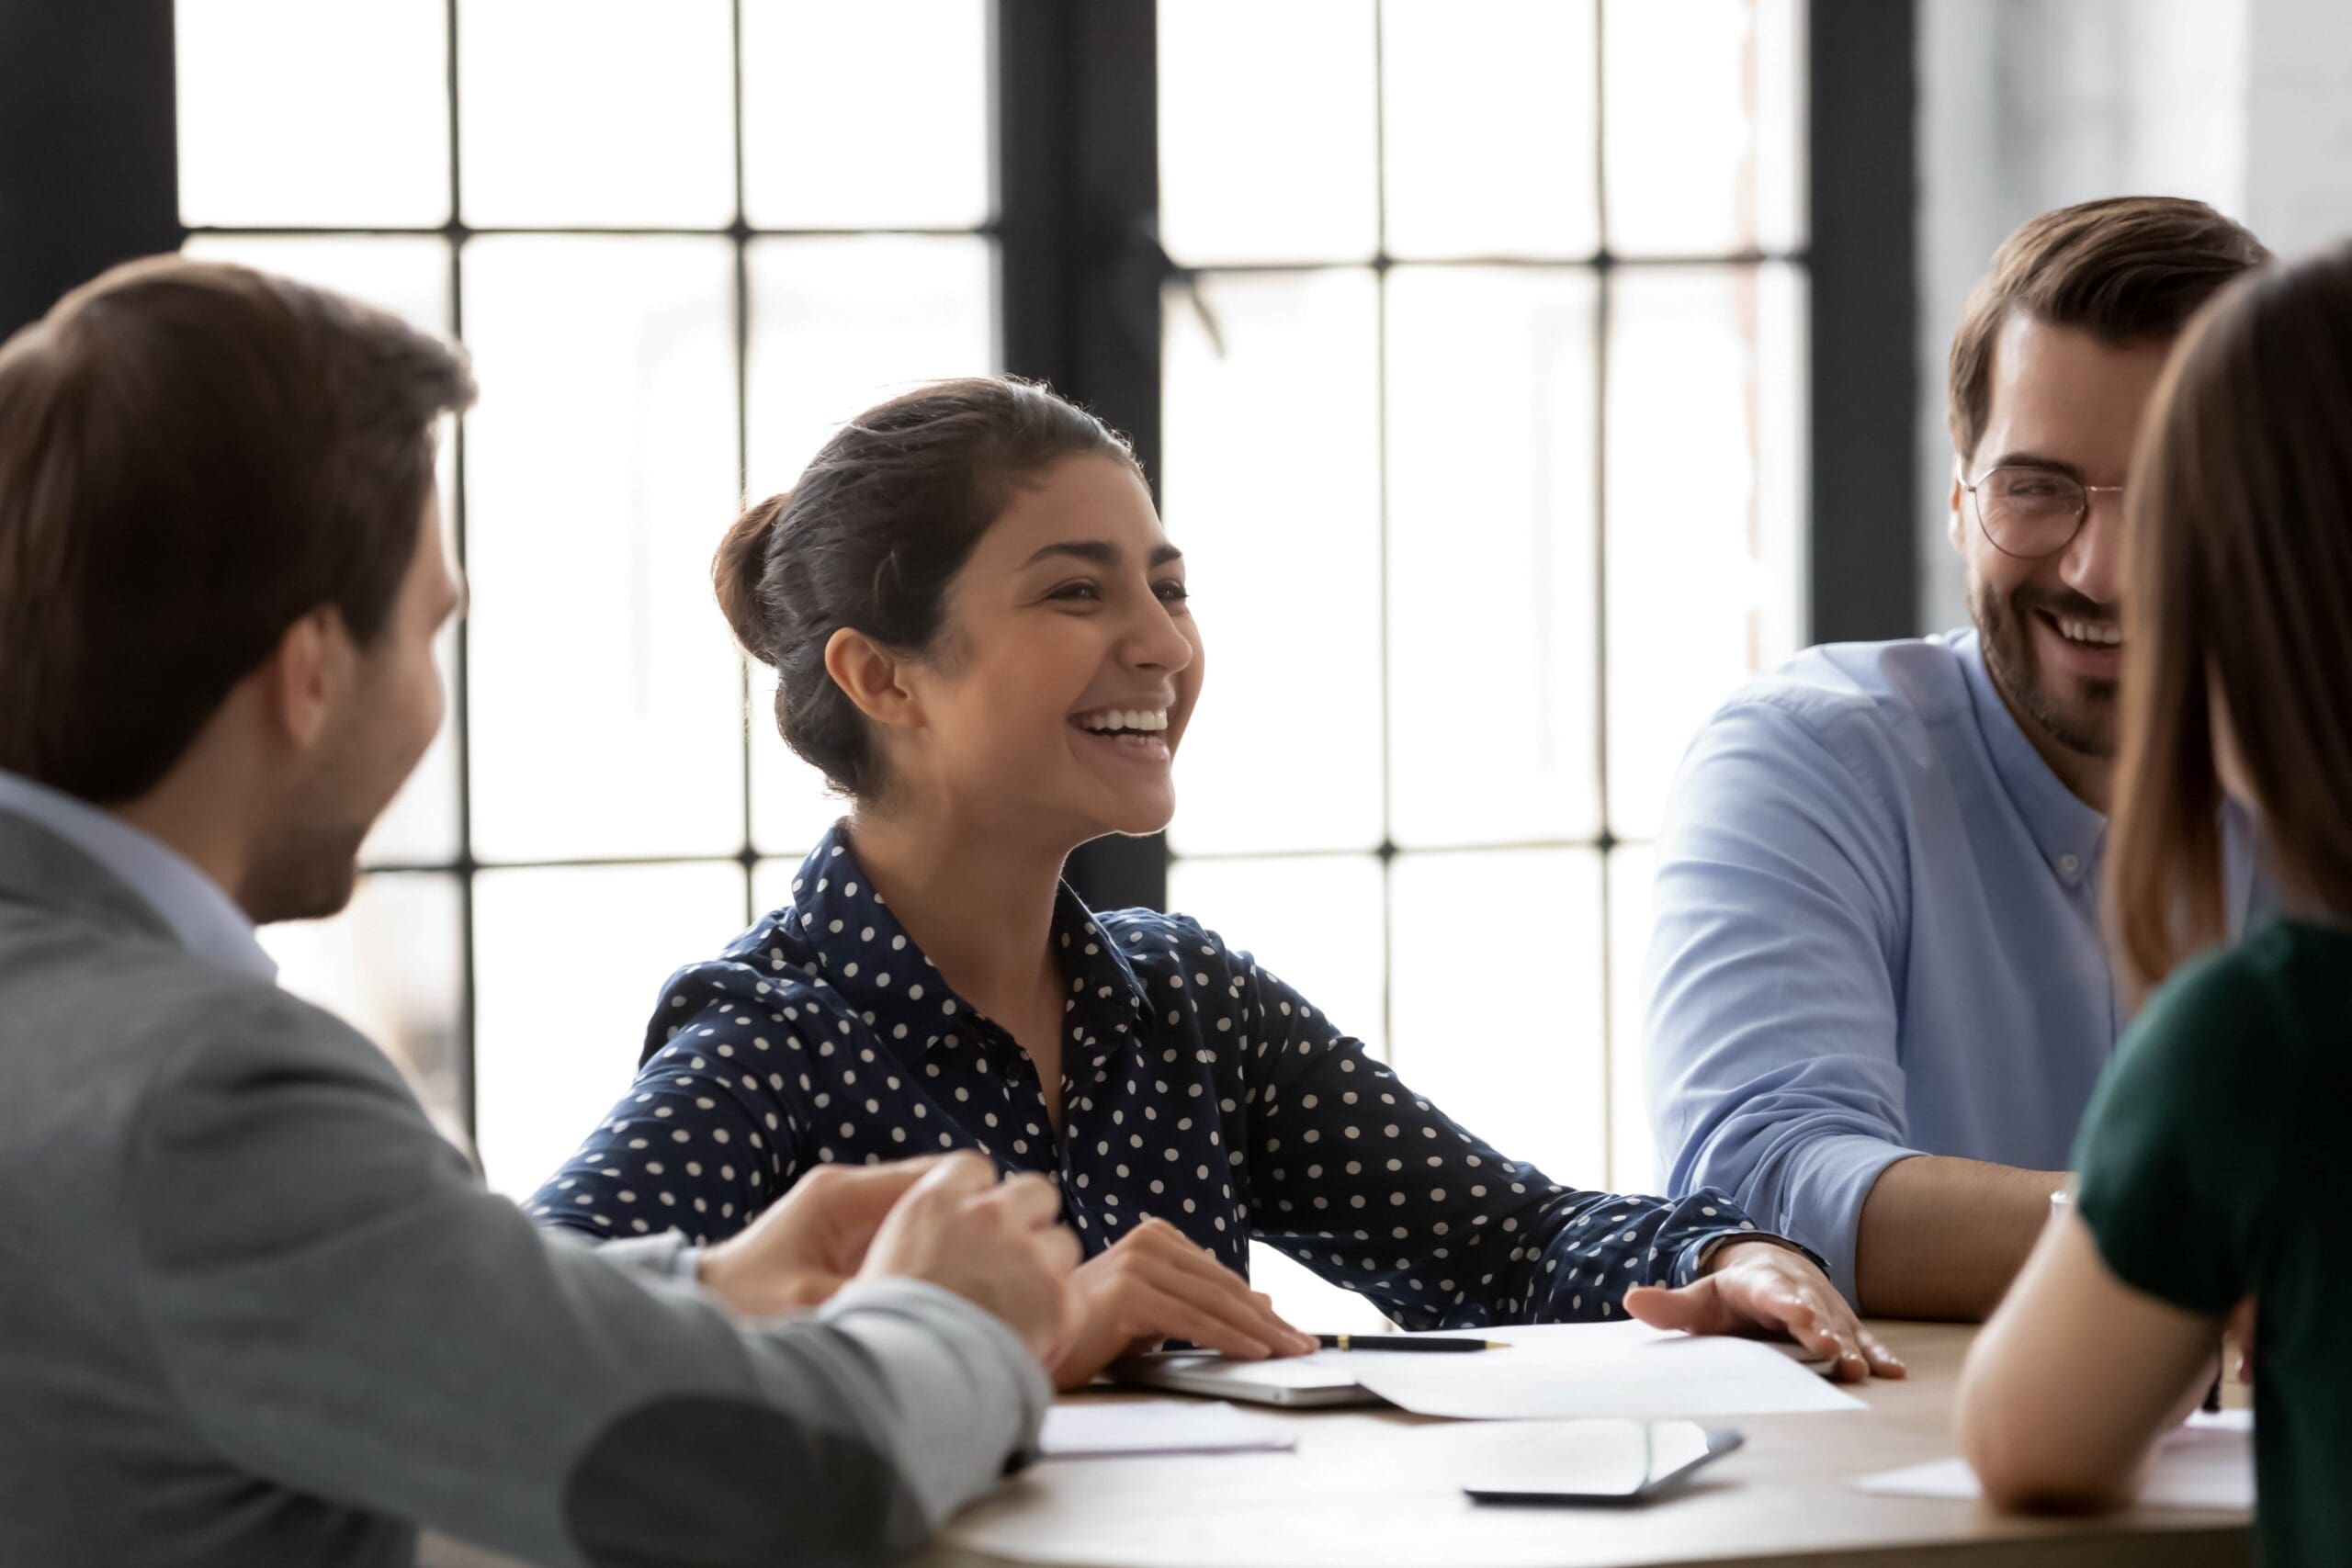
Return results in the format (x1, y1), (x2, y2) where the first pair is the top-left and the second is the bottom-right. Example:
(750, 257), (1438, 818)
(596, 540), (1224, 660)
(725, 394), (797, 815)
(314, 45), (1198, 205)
(1047, 1217), (1317, 1392)
(854, 1152), (1082, 1362)
(1624, 1240), (1906, 1382)
(696, 1157), (952, 1318)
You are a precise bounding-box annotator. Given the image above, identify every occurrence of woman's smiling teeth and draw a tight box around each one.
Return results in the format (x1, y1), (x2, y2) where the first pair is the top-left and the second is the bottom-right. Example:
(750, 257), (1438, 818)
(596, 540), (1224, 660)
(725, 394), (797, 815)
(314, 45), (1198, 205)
(1074, 707), (1169, 734)
(1073, 707), (1170, 749)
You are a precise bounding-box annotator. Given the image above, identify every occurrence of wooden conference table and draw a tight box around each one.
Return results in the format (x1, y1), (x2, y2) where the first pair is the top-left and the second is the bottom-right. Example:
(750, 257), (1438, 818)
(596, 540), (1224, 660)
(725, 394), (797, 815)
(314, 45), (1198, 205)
(922, 1322), (2254, 1568)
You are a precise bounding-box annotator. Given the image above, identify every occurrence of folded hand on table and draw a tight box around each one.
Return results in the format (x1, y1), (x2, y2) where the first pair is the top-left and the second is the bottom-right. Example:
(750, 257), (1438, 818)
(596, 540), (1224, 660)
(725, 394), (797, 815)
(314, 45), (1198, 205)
(696, 1157), (955, 1317)
(696, 1153), (1082, 1365)
(1623, 1239), (1907, 1382)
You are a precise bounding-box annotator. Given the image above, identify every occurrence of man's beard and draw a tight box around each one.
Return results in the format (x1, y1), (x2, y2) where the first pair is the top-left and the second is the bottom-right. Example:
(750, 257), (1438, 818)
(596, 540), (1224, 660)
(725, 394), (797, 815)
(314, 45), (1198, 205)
(241, 816), (369, 924)
(239, 714), (380, 925)
(1970, 574), (2120, 760)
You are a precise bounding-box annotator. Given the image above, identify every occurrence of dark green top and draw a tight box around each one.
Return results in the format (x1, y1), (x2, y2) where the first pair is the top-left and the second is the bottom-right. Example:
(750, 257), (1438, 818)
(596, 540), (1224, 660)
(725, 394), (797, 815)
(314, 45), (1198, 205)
(2075, 918), (2352, 1568)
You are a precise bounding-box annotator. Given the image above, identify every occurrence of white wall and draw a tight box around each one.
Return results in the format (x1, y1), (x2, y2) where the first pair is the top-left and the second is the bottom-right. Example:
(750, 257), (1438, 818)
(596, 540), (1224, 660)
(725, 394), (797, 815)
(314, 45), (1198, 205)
(2242, 0), (2352, 256)
(1910, 0), (2352, 629)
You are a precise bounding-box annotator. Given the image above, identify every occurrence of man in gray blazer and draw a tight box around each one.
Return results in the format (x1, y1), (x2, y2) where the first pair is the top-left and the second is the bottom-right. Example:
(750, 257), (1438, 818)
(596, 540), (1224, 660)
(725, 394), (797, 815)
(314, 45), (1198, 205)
(0, 256), (1080, 1567)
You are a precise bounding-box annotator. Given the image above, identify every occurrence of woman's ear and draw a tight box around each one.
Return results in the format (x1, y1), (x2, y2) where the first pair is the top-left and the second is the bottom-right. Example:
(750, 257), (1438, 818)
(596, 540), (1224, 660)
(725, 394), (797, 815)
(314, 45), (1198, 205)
(823, 626), (923, 732)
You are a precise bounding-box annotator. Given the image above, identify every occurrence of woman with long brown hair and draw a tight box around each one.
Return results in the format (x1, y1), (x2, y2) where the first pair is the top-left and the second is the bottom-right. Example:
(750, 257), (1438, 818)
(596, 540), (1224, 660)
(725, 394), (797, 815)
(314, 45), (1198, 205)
(1958, 241), (2352, 1566)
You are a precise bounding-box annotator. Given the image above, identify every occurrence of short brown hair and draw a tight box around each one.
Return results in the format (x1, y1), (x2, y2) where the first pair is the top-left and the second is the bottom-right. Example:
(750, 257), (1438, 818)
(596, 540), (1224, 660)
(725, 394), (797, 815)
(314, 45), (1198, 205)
(0, 256), (474, 803)
(2109, 242), (2352, 992)
(1947, 197), (2268, 465)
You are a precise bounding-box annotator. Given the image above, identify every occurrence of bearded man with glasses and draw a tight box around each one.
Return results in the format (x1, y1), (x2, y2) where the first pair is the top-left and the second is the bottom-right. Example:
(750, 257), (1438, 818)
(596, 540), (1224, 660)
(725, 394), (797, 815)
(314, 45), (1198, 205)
(1645, 197), (2272, 1319)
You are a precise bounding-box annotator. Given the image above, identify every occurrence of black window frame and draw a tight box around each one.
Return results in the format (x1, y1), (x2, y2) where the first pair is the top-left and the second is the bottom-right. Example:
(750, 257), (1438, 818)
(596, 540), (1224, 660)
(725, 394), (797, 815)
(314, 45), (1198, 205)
(1022, 0), (1919, 920)
(0, 0), (1917, 1151)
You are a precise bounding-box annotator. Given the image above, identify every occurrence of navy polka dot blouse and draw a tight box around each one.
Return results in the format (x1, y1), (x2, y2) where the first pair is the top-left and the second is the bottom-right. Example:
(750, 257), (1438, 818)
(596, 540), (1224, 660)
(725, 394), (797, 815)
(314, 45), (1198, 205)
(529, 823), (1787, 1328)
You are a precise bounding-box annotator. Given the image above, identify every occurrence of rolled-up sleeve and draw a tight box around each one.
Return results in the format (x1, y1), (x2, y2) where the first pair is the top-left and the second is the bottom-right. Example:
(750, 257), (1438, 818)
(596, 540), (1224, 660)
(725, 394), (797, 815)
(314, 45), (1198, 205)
(1643, 697), (1919, 1302)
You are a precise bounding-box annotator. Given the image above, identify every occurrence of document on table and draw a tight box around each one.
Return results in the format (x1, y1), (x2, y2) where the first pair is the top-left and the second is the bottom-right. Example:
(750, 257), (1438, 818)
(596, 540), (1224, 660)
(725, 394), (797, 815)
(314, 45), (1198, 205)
(1039, 1400), (1300, 1461)
(1143, 1321), (1864, 1420)
(1855, 1409), (2254, 1511)
(956, 1415), (1774, 1568)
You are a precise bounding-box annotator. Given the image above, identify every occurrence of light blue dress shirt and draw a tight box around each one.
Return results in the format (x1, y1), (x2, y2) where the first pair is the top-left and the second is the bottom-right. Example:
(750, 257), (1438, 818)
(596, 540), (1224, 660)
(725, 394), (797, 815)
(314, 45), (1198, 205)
(0, 770), (276, 983)
(1643, 630), (2262, 1302)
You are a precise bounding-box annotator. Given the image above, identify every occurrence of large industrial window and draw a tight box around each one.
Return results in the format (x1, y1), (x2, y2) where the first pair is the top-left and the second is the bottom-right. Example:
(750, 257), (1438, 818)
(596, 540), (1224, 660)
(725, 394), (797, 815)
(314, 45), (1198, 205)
(1148, 0), (1806, 1321)
(176, 0), (997, 1191)
(170, 4), (1811, 1314)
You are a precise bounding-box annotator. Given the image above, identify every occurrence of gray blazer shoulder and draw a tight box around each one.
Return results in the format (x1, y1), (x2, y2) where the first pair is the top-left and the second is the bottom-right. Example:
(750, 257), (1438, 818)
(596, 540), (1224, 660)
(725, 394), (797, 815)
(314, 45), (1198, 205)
(0, 811), (1043, 1568)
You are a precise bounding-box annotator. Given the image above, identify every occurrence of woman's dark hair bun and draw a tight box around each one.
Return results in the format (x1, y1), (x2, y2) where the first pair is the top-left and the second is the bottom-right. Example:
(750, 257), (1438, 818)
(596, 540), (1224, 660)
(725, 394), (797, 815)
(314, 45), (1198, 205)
(714, 490), (790, 667)
(718, 376), (1138, 799)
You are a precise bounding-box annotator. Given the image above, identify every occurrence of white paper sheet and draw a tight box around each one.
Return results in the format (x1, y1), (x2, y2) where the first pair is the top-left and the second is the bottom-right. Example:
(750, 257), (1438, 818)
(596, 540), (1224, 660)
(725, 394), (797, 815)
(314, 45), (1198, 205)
(1329, 1320), (1866, 1419)
(1855, 1410), (2254, 1511)
(1039, 1400), (1299, 1461)
(954, 1414), (1766, 1568)
(2185, 1408), (2256, 1434)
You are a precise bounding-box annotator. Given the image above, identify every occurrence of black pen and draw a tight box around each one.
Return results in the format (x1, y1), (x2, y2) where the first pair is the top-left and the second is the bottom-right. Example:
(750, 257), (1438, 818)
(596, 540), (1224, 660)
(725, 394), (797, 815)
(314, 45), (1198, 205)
(1315, 1333), (1509, 1353)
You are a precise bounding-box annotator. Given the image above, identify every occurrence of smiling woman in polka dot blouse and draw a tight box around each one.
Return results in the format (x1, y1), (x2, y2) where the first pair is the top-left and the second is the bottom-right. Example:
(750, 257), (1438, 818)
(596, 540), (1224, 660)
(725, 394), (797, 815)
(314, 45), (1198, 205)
(531, 378), (1903, 1391)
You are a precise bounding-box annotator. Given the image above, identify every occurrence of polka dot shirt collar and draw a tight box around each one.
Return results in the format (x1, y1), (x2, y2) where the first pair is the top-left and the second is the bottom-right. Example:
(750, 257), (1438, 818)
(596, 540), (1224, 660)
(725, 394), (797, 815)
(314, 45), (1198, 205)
(781, 824), (1154, 1089)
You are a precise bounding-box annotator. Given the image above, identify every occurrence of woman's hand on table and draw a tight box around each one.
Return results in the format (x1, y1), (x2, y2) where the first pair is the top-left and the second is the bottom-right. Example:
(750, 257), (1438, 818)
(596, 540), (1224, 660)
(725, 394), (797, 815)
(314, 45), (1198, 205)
(1623, 1239), (1906, 1383)
(1047, 1217), (1317, 1392)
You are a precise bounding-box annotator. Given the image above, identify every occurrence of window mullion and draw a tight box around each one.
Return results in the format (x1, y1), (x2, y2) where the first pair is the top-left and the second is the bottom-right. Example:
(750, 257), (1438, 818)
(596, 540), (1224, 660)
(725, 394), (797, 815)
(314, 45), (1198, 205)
(998, 0), (1167, 914)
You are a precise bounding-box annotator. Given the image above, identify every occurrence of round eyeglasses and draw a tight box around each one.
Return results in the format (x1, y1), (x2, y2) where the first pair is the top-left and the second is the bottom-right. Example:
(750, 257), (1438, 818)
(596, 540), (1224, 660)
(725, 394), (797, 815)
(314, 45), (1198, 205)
(1960, 466), (2123, 559)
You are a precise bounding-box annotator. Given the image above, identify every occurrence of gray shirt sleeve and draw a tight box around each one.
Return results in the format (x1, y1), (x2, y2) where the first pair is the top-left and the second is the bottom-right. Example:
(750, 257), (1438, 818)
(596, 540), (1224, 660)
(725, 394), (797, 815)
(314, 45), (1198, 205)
(599, 1238), (1050, 1525)
(125, 991), (1046, 1568)
(807, 1279), (1052, 1528)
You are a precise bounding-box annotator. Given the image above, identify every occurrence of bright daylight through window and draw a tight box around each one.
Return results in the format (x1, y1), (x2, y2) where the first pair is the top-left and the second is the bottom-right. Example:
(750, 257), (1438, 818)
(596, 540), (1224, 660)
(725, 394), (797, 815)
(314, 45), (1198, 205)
(1155, 0), (1804, 1326)
(174, 4), (1804, 1335)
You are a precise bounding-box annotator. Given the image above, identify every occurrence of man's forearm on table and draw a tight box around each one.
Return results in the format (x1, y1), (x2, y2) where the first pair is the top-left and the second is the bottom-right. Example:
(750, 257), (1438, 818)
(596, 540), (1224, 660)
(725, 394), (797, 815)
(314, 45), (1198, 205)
(1855, 1156), (2068, 1320)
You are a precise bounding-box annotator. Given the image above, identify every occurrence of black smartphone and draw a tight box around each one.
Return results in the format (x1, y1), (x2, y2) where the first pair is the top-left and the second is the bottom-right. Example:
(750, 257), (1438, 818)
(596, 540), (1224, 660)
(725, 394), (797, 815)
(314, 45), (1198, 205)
(1461, 1420), (1746, 1507)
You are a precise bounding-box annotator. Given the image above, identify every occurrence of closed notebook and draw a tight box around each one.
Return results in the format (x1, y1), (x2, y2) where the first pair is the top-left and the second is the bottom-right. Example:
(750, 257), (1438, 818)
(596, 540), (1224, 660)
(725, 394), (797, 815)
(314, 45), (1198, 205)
(1113, 1349), (1384, 1408)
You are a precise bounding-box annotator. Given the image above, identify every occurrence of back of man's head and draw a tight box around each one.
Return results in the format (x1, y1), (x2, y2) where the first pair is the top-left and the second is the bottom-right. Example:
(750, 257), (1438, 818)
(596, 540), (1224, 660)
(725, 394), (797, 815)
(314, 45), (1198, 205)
(1948, 196), (2270, 467)
(0, 257), (475, 805)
